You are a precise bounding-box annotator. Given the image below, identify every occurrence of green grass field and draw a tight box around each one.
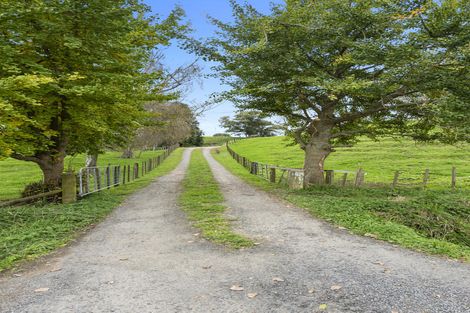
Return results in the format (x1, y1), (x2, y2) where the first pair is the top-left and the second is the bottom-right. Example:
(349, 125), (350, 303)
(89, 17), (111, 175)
(212, 145), (470, 262)
(179, 149), (253, 248)
(0, 148), (184, 272)
(202, 136), (232, 146)
(0, 150), (166, 201)
(229, 136), (470, 188)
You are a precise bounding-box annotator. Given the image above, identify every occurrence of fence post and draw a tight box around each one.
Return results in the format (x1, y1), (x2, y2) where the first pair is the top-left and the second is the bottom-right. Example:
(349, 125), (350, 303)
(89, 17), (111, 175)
(96, 168), (101, 190)
(106, 164), (111, 189)
(123, 165), (126, 185)
(251, 162), (258, 175)
(325, 170), (335, 185)
(392, 171), (400, 188)
(423, 169), (430, 188)
(452, 167), (457, 189)
(62, 171), (77, 204)
(341, 173), (348, 186)
(270, 167), (276, 183)
(355, 168), (364, 187)
(134, 163), (139, 179)
(127, 165), (131, 182)
(157, 155), (161, 166)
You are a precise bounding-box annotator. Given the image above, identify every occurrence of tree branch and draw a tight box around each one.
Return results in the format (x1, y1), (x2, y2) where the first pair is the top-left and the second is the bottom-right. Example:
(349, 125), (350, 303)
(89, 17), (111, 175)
(11, 152), (40, 163)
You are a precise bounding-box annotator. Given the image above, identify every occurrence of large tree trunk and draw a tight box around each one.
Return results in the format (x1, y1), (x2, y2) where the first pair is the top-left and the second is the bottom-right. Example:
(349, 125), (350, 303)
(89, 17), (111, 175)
(36, 153), (66, 188)
(303, 123), (333, 188)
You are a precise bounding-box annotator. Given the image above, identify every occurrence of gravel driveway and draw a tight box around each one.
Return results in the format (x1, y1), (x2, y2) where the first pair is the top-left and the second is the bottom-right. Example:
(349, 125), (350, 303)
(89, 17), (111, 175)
(1, 148), (469, 313)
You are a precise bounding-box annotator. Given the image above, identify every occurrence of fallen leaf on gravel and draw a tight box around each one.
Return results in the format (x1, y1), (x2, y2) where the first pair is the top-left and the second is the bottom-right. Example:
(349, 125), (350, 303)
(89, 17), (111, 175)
(50, 268), (62, 272)
(383, 268), (391, 274)
(230, 285), (244, 291)
(391, 310), (399, 313)
(107, 281), (114, 285)
(308, 288), (315, 294)
(202, 265), (212, 269)
(187, 240), (194, 243)
(330, 285), (342, 291)
(13, 274), (22, 277)
(372, 261), (385, 266)
(364, 233), (378, 239)
(119, 257), (129, 261)
(193, 233), (200, 237)
(254, 242), (261, 246)
(34, 288), (49, 293)
(338, 226), (346, 230)
(319, 304), (328, 310)
(272, 277), (285, 282)
(247, 293), (258, 298)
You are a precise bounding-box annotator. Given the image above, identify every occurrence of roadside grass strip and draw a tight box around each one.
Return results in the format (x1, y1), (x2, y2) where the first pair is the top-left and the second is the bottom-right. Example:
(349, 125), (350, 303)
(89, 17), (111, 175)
(180, 149), (253, 249)
(212, 147), (470, 262)
(0, 149), (184, 272)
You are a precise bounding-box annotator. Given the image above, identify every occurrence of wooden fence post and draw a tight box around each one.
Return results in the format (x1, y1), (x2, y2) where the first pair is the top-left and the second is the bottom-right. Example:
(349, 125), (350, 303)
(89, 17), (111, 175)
(341, 173), (348, 186)
(355, 168), (364, 187)
(423, 169), (430, 188)
(123, 165), (126, 184)
(452, 167), (457, 189)
(325, 170), (334, 185)
(106, 164), (111, 189)
(392, 171), (400, 188)
(134, 163), (139, 179)
(62, 171), (77, 204)
(270, 167), (276, 183)
(127, 165), (131, 182)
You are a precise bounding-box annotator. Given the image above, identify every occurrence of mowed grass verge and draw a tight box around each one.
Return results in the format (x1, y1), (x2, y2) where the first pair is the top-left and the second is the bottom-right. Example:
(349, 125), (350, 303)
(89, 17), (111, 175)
(0, 148), (184, 272)
(212, 147), (470, 262)
(229, 136), (470, 188)
(179, 149), (253, 249)
(0, 150), (166, 201)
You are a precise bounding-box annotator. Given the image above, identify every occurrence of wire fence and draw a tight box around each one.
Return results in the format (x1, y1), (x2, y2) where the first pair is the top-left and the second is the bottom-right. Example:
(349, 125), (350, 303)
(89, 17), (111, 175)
(226, 140), (467, 190)
(78, 145), (178, 197)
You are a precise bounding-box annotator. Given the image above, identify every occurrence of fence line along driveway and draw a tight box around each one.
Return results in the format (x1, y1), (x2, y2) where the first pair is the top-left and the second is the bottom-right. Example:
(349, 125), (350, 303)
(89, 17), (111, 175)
(1, 147), (469, 313)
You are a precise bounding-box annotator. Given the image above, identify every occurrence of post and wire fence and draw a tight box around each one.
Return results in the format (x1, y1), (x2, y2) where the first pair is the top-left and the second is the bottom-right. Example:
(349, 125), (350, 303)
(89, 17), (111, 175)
(225, 140), (466, 190)
(78, 145), (178, 197)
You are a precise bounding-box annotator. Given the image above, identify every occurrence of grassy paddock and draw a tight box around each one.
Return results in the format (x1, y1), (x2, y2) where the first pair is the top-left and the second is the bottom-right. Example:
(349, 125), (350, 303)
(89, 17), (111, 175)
(229, 136), (470, 188)
(0, 150), (166, 201)
(179, 149), (253, 249)
(212, 147), (470, 262)
(202, 136), (232, 146)
(0, 148), (184, 272)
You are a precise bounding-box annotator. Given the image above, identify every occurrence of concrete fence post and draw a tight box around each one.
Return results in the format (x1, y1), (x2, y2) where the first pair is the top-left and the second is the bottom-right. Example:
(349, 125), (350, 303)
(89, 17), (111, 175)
(62, 171), (77, 204)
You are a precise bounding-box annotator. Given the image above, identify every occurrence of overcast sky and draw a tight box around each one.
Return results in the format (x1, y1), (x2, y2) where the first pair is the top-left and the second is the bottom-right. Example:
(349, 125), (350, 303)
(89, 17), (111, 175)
(144, 0), (282, 135)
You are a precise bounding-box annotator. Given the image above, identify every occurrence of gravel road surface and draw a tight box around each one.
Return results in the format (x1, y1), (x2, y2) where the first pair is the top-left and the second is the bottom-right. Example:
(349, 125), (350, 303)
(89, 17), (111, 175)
(1, 148), (469, 313)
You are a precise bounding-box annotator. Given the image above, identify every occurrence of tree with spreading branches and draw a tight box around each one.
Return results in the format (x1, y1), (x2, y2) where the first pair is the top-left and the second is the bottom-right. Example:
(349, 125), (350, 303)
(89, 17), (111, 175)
(0, 0), (186, 187)
(189, 0), (469, 186)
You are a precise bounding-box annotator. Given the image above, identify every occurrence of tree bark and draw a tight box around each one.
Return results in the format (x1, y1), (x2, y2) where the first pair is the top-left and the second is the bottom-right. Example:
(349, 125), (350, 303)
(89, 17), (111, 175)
(36, 153), (66, 187)
(303, 122), (333, 188)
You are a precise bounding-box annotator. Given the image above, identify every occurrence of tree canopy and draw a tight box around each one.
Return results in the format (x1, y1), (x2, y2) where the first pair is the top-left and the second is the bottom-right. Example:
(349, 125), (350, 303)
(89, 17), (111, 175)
(219, 111), (279, 137)
(0, 0), (185, 185)
(190, 0), (469, 185)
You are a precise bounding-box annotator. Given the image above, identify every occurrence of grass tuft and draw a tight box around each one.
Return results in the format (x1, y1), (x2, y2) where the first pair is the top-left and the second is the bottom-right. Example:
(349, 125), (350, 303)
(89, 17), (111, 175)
(179, 149), (253, 249)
